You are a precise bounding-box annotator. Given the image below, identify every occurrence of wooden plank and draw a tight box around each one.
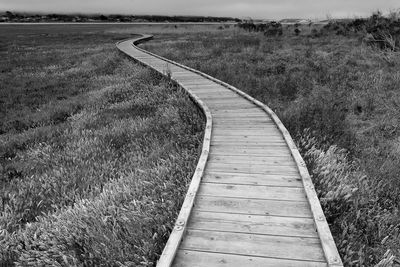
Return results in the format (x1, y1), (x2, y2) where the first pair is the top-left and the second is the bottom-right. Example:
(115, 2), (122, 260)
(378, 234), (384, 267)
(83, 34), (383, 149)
(174, 74), (206, 78)
(207, 155), (296, 166)
(211, 106), (262, 111)
(212, 136), (285, 142)
(212, 112), (265, 117)
(212, 131), (280, 136)
(194, 196), (313, 217)
(181, 81), (218, 86)
(205, 162), (299, 175)
(211, 142), (288, 150)
(207, 103), (256, 109)
(212, 112), (266, 117)
(205, 99), (252, 104)
(213, 117), (272, 121)
(192, 87), (235, 92)
(212, 124), (277, 128)
(191, 90), (238, 94)
(198, 183), (307, 201)
(210, 145), (288, 150)
(174, 250), (328, 267)
(197, 96), (245, 102)
(212, 130), (281, 136)
(185, 83), (228, 89)
(210, 141), (287, 146)
(213, 121), (274, 125)
(188, 211), (318, 238)
(207, 163), (299, 176)
(212, 131), (280, 135)
(175, 77), (206, 82)
(172, 73), (203, 77)
(191, 91), (234, 96)
(198, 96), (248, 101)
(194, 92), (237, 97)
(202, 172), (303, 187)
(210, 148), (292, 157)
(212, 125), (277, 129)
(212, 115), (269, 120)
(206, 158), (295, 166)
(180, 229), (325, 262)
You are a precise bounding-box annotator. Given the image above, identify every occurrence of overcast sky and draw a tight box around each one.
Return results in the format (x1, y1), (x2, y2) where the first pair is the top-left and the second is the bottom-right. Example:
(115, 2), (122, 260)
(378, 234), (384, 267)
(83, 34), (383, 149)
(0, 0), (399, 19)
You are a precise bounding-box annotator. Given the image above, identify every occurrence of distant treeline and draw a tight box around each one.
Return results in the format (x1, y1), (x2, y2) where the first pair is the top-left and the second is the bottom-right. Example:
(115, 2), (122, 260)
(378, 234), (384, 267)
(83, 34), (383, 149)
(0, 11), (241, 23)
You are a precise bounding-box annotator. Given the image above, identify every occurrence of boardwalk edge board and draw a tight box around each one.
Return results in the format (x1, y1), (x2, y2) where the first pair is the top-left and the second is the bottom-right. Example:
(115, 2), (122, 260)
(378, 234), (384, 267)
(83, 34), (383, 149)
(116, 34), (343, 267)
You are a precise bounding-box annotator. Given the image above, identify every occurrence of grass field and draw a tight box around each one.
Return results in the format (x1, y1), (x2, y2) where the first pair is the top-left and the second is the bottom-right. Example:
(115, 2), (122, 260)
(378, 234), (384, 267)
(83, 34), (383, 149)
(142, 23), (400, 265)
(0, 24), (207, 266)
(1, 20), (399, 266)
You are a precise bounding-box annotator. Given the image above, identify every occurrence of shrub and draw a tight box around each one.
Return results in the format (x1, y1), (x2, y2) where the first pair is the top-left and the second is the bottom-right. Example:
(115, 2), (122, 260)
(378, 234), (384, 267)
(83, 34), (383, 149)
(282, 85), (352, 148)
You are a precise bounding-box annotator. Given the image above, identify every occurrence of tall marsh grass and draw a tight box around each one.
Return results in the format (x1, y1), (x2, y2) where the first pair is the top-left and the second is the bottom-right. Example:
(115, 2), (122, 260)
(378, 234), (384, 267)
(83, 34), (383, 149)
(0, 31), (204, 265)
(144, 24), (400, 265)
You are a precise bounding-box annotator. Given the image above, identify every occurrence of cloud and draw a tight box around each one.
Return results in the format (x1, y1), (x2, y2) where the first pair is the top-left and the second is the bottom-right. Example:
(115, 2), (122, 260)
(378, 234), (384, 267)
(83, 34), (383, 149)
(1, 0), (399, 19)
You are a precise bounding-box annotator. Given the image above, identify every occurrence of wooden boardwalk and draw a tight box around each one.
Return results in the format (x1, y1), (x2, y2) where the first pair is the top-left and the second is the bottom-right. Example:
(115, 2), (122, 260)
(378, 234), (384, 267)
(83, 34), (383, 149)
(117, 35), (343, 267)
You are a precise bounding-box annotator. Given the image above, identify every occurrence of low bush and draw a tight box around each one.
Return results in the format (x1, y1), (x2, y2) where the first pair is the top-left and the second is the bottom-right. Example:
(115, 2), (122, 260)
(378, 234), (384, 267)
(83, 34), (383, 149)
(322, 11), (400, 51)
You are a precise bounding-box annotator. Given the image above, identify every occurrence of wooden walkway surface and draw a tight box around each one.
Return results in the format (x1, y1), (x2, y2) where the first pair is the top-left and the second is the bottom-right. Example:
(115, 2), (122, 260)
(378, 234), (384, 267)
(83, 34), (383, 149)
(117, 35), (343, 267)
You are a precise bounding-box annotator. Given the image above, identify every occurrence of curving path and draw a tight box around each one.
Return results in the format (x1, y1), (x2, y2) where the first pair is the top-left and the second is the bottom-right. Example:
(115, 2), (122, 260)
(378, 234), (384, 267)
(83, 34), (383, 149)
(117, 35), (343, 267)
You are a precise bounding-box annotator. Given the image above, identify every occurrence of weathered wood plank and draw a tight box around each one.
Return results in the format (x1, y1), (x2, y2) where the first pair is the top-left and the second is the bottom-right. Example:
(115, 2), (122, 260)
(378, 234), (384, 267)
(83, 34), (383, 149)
(210, 145), (291, 151)
(174, 250), (327, 267)
(212, 113), (267, 117)
(194, 196), (312, 217)
(181, 81), (218, 86)
(198, 183), (307, 201)
(198, 97), (247, 102)
(202, 172), (303, 187)
(205, 162), (299, 175)
(206, 103), (256, 109)
(210, 147), (293, 157)
(212, 138), (285, 143)
(208, 159), (297, 170)
(180, 229), (325, 262)
(212, 131), (280, 137)
(208, 154), (295, 166)
(211, 107), (263, 112)
(210, 140), (287, 146)
(188, 211), (318, 238)
(194, 92), (238, 98)
(212, 132), (281, 137)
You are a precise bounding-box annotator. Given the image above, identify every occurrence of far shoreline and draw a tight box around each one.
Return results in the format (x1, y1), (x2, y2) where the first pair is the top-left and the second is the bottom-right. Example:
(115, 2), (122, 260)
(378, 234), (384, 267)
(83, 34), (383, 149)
(0, 22), (237, 25)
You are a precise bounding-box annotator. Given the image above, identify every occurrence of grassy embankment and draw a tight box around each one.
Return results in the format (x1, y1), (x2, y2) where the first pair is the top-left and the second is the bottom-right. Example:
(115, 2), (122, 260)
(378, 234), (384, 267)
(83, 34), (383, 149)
(0, 26), (204, 265)
(143, 18), (400, 266)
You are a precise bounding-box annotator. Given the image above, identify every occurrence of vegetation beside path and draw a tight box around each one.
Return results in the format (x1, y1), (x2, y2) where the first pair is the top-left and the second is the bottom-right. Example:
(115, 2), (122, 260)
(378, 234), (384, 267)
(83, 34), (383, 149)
(0, 29), (204, 265)
(143, 13), (400, 265)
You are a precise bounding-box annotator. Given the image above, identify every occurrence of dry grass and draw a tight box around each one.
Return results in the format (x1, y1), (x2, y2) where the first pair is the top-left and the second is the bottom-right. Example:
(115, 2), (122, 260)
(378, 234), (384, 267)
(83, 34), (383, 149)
(2, 20), (400, 266)
(0, 25), (204, 266)
(142, 23), (400, 266)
